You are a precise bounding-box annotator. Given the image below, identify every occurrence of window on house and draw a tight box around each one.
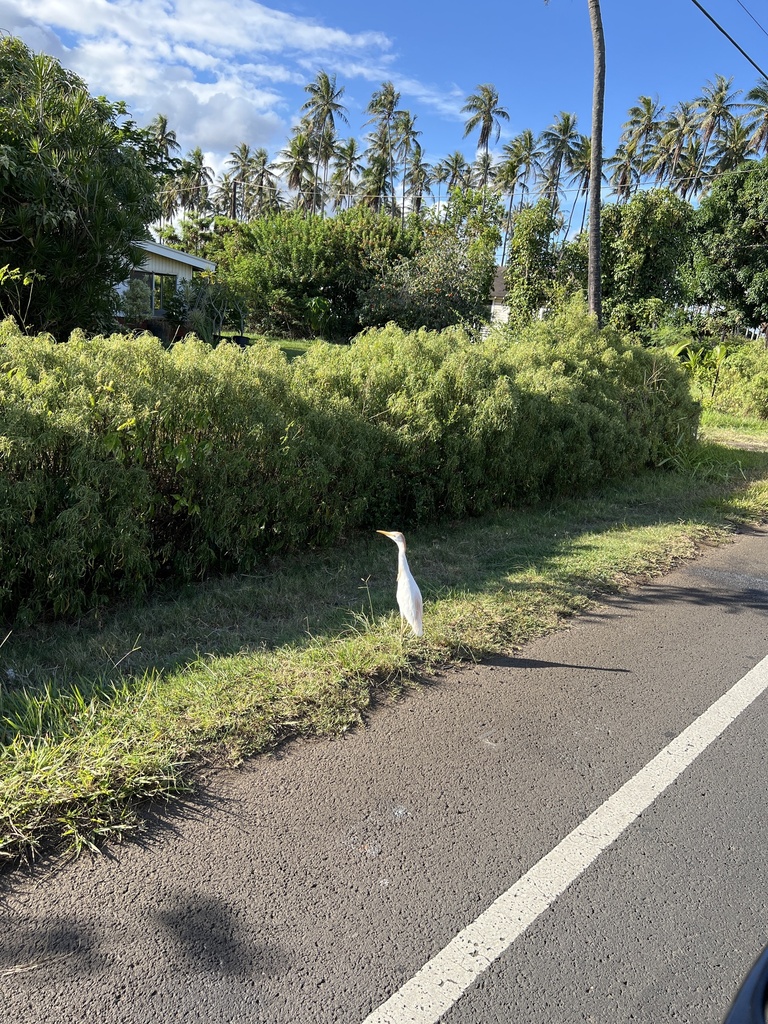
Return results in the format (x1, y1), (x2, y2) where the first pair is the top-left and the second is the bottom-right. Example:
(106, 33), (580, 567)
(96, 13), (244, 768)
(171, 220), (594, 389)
(129, 270), (178, 316)
(153, 274), (177, 314)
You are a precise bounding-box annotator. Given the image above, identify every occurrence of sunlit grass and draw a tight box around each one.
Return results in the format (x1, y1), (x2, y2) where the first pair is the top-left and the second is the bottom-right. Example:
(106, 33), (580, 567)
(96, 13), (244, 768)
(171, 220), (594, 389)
(2, 433), (768, 869)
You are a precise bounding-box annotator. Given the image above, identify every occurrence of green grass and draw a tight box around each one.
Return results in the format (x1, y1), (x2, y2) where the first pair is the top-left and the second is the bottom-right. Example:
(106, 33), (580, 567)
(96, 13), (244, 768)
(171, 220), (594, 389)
(2, 433), (768, 870)
(699, 407), (768, 450)
(218, 333), (316, 360)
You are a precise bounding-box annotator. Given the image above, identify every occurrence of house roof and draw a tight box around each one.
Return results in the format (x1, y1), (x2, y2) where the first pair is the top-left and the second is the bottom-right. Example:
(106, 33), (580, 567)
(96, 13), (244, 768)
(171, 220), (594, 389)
(135, 239), (216, 273)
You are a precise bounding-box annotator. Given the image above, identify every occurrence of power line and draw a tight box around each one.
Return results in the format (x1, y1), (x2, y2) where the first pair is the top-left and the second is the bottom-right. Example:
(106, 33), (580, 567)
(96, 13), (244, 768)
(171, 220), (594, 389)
(733, 0), (768, 43)
(688, 0), (768, 80)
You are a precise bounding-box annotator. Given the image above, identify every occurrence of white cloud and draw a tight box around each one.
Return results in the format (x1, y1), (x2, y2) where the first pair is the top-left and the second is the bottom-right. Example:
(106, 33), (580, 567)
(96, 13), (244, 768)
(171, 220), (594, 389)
(0, 0), (469, 168)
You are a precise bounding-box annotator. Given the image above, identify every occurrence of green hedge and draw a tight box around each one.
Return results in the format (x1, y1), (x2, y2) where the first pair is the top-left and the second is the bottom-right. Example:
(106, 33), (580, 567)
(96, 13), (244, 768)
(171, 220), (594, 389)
(0, 303), (699, 623)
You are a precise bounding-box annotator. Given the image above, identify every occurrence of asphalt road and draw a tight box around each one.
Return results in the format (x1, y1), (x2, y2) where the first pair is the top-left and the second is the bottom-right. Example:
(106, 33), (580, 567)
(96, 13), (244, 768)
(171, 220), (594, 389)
(2, 529), (768, 1024)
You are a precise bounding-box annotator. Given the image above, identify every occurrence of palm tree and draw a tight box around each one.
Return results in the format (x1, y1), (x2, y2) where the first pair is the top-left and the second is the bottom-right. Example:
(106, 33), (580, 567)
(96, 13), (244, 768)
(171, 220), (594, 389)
(544, 0), (605, 322)
(540, 111), (580, 216)
(330, 137), (364, 210)
(430, 160), (450, 211)
(462, 83), (510, 157)
(301, 70), (348, 215)
(620, 95), (664, 179)
(605, 142), (639, 202)
(226, 142), (255, 220)
(586, 0), (606, 324)
(709, 116), (756, 178)
(672, 137), (707, 200)
(695, 74), (742, 176)
(145, 113), (181, 227)
(394, 110), (421, 219)
(649, 101), (699, 186)
(442, 150), (471, 190)
(365, 81), (402, 214)
(249, 148), (281, 216)
(566, 134), (592, 235)
(405, 141), (432, 215)
(513, 128), (544, 208)
(472, 151), (496, 190)
(276, 131), (315, 211)
(177, 147), (213, 215)
(746, 77), (768, 156)
(364, 120), (397, 213)
(497, 140), (523, 265)
(212, 172), (236, 218)
(357, 152), (392, 212)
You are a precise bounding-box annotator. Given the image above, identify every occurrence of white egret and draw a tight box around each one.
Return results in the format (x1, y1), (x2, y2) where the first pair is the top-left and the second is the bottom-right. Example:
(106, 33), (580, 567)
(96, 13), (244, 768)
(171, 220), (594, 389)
(376, 530), (423, 637)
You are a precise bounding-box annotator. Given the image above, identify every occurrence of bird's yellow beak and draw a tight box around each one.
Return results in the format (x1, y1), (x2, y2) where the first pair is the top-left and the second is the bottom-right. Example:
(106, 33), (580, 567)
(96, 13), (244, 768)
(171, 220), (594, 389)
(377, 530), (395, 537)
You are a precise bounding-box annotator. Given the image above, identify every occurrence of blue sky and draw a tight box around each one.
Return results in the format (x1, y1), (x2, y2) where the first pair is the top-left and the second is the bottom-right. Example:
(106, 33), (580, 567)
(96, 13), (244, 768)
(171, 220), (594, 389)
(1, 0), (766, 180)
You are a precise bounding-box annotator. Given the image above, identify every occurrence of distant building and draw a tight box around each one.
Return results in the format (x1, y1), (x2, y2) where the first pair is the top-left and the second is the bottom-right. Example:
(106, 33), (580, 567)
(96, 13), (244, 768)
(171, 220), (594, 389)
(121, 240), (216, 319)
(489, 266), (509, 325)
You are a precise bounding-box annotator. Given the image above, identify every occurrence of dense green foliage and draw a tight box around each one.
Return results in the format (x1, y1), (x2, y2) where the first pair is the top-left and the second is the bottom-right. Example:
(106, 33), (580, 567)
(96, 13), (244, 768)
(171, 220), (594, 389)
(502, 200), (561, 328)
(693, 158), (768, 332)
(357, 189), (501, 331)
(599, 189), (695, 337)
(204, 207), (422, 339)
(0, 37), (160, 338)
(703, 340), (768, 419)
(0, 303), (698, 624)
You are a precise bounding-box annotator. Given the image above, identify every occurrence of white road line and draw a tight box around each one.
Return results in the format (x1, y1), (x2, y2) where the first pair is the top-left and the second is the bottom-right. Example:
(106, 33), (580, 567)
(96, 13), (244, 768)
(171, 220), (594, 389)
(363, 654), (768, 1024)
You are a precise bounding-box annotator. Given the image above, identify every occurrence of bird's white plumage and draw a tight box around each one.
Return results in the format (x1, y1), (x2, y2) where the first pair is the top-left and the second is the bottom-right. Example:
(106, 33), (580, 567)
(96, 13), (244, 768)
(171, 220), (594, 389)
(377, 530), (423, 636)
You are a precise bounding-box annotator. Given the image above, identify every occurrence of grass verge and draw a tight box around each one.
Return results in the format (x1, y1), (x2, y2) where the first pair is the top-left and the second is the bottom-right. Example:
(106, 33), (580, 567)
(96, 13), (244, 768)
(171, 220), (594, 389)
(2, 437), (768, 871)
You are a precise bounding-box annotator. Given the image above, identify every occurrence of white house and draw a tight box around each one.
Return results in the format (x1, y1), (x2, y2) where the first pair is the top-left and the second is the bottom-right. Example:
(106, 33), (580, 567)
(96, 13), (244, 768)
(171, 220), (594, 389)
(489, 265), (509, 325)
(124, 240), (216, 318)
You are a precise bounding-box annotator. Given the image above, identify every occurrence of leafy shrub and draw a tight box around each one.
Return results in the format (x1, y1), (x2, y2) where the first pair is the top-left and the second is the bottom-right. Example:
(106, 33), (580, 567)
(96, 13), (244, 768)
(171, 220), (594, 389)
(357, 190), (500, 332)
(208, 208), (421, 339)
(705, 340), (768, 419)
(0, 300), (698, 623)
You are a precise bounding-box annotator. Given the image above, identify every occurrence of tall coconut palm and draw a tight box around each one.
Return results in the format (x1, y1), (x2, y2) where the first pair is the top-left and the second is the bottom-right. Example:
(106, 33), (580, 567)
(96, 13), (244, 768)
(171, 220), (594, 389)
(620, 95), (664, 178)
(462, 83), (510, 157)
(430, 160), (450, 211)
(442, 150), (472, 191)
(364, 120), (396, 212)
(497, 140), (524, 265)
(276, 131), (315, 211)
(605, 142), (639, 202)
(545, 0), (605, 321)
(394, 110), (421, 218)
(212, 172), (236, 218)
(330, 137), (364, 210)
(472, 150), (497, 190)
(405, 141), (432, 216)
(177, 147), (213, 215)
(249, 148), (281, 216)
(301, 70), (348, 215)
(671, 137), (707, 200)
(586, 0), (606, 324)
(226, 142), (255, 220)
(709, 116), (756, 179)
(358, 152), (392, 212)
(365, 81), (402, 214)
(746, 77), (768, 156)
(145, 114), (181, 227)
(649, 101), (699, 186)
(540, 111), (580, 216)
(512, 128), (544, 208)
(695, 74), (742, 176)
(566, 134), (592, 235)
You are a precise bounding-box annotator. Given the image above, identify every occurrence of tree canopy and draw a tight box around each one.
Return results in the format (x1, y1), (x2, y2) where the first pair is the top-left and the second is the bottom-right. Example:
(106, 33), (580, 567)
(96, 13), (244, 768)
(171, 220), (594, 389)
(693, 157), (768, 334)
(0, 36), (159, 337)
